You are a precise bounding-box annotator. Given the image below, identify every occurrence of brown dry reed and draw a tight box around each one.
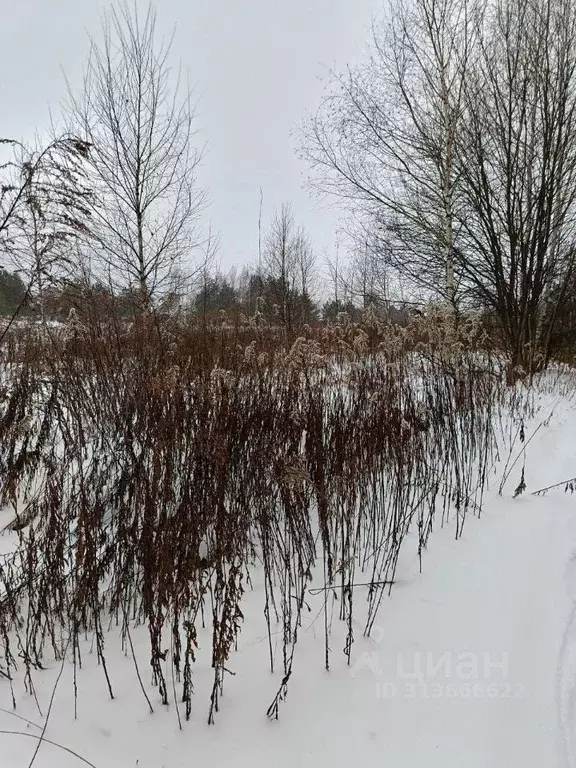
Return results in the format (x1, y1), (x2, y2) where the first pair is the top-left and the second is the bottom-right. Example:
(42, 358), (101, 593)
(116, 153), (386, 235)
(0, 305), (523, 723)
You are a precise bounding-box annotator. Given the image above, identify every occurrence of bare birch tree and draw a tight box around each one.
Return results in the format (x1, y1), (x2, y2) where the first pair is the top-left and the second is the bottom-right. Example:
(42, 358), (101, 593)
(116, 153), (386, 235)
(304, 0), (576, 369)
(66, 2), (205, 310)
(303, 0), (474, 307)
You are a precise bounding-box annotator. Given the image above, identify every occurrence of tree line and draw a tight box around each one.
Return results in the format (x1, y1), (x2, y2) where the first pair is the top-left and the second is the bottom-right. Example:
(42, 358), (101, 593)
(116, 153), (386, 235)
(2, 0), (576, 366)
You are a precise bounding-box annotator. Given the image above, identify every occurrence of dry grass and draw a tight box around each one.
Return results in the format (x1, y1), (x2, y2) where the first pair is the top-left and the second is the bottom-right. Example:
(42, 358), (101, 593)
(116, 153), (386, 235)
(0, 305), (526, 722)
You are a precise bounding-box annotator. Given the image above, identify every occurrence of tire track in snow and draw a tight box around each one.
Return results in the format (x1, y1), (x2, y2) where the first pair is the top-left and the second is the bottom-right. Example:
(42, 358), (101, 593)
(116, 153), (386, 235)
(557, 551), (576, 768)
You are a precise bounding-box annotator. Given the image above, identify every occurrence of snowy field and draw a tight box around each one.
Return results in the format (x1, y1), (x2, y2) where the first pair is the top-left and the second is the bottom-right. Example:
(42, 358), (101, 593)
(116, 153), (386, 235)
(1, 383), (576, 767)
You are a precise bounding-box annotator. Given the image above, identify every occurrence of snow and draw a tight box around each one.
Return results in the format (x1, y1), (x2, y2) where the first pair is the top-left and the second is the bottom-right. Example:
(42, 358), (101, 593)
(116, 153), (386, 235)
(2, 385), (576, 767)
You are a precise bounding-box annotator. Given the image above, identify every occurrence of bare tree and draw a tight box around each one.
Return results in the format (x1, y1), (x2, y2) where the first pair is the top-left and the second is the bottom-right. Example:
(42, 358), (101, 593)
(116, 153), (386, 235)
(263, 203), (298, 331)
(455, 0), (576, 370)
(348, 241), (389, 309)
(66, 2), (206, 311)
(303, 0), (475, 308)
(304, 0), (576, 369)
(324, 242), (342, 314)
(294, 226), (317, 324)
(192, 226), (220, 326)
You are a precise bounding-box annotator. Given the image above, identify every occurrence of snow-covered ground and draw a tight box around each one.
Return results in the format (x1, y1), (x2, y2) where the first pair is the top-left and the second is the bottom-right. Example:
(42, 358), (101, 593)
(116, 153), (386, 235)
(2, 386), (576, 767)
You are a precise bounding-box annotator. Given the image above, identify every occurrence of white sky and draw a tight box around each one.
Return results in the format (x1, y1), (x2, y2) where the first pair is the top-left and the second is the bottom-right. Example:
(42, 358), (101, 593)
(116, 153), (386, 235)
(0, 0), (383, 272)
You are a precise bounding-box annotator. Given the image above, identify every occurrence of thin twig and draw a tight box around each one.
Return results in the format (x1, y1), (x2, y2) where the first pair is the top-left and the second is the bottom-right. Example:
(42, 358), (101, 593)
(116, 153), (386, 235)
(532, 476), (576, 496)
(0, 730), (97, 768)
(309, 580), (395, 596)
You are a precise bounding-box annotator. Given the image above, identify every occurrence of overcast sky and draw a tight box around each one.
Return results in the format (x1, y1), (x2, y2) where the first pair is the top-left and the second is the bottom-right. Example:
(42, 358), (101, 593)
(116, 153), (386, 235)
(0, 0), (383, 272)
